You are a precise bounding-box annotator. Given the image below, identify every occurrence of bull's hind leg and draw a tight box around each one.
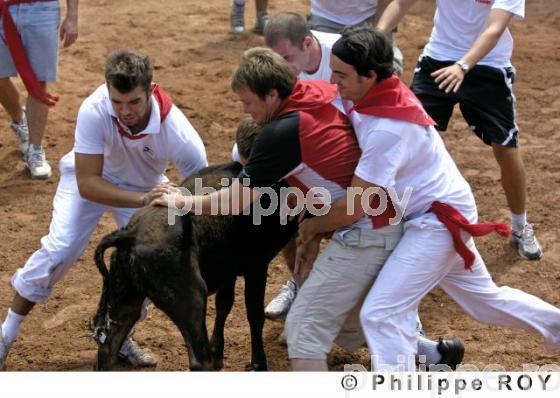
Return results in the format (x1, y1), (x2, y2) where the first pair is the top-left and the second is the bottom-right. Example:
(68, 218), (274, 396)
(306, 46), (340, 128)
(95, 291), (144, 371)
(148, 255), (214, 371)
(210, 277), (236, 370)
(244, 266), (269, 371)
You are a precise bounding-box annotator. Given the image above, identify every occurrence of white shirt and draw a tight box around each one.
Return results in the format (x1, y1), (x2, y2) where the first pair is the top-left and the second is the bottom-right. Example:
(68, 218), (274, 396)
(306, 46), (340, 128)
(424, 0), (525, 68)
(340, 98), (477, 222)
(299, 30), (340, 82)
(67, 84), (207, 192)
(311, 0), (378, 26)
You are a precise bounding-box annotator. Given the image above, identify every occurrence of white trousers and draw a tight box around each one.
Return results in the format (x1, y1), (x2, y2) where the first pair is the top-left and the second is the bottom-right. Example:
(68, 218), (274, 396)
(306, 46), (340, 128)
(360, 212), (560, 371)
(11, 169), (137, 303)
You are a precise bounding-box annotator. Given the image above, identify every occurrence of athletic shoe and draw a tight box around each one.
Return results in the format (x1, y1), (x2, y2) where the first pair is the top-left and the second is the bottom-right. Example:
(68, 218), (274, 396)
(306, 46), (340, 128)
(265, 279), (297, 320)
(10, 111), (29, 156)
(254, 11), (268, 34)
(0, 325), (11, 371)
(435, 338), (465, 370)
(26, 144), (52, 180)
(510, 223), (543, 260)
(230, 2), (245, 33)
(118, 336), (157, 367)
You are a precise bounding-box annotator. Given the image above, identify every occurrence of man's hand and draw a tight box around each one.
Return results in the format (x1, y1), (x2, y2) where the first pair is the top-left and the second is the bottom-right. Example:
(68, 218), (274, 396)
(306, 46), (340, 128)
(59, 16), (78, 48)
(147, 184), (187, 208)
(431, 64), (465, 93)
(294, 235), (322, 282)
(296, 217), (318, 247)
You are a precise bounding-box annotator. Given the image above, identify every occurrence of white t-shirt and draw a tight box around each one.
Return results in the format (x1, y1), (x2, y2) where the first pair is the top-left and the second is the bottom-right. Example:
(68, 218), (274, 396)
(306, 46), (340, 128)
(311, 0), (378, 26)
(299, 30), (340, 82)
(424, 0), (525, 68)
(339, 98), (477, 222)
(67, 84), (208, 192)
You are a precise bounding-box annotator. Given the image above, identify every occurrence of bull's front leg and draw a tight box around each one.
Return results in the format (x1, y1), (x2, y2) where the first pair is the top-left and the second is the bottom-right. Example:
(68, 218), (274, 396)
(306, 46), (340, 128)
(243, 268), (268, 371)
(210, 277), (236, 370)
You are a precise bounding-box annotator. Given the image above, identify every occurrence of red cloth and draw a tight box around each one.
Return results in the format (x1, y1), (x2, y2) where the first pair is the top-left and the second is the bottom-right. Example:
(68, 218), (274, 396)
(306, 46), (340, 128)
(112, 84), (173, 140)
(276, 80), (338, 117)
(0, 0), (59, 107)
(349, 75), (435, 126)
(430, 201), (511, 271)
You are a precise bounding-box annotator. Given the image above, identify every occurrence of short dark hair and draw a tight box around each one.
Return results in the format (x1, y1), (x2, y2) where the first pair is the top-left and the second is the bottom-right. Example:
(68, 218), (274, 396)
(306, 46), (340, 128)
(235, 117), (261, 159)
(336, 25), (394, 81)
(105, 50), (153, 93)
(264, 12), (311, 48)
(231, 47), (296, 100)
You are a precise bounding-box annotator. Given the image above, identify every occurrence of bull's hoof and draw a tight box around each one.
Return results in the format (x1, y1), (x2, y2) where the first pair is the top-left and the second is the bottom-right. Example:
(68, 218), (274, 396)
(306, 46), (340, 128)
(213, 358), (224, 371)
(245, 362), (267, 371)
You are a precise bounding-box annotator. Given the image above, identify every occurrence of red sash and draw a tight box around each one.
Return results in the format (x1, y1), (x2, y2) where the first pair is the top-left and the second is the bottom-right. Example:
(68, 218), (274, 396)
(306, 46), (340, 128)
(0, 0), (59, 106)
(430, 201), (511, 271)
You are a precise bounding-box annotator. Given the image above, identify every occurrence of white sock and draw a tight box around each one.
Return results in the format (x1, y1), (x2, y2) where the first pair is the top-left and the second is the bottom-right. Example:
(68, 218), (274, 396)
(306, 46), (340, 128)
(417, 336), (442, 366)
(511, 212), (527, 233)
(1, 309), (26, 345)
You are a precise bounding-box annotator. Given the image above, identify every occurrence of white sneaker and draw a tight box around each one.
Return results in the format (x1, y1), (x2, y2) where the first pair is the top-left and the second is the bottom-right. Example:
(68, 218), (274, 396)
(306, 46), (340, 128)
(254, 11), (269, 34)
(26, 144), (52, 180)
(265, 279), (297, 320)
(510, 223), (543, 260)
(230, 2), (245, 33)
(118, 336), (157, 367)
(0, 325), (12, 371)
(10, 111), (29, 156)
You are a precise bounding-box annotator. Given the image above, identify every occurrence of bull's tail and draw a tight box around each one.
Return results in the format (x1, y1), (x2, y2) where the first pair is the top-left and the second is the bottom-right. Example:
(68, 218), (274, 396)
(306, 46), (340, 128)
(92, 228), (134, 341)
(94, 228), (134, 278)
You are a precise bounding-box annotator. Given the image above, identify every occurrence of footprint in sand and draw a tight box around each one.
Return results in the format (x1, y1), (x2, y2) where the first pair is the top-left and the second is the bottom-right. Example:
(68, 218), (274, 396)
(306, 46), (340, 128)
(43, 304), (84, 330)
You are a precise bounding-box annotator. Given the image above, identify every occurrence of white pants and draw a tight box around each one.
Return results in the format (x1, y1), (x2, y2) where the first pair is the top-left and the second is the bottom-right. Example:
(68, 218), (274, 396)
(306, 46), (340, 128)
(11, 168), (137, 303)
(360, 212), (560, 371)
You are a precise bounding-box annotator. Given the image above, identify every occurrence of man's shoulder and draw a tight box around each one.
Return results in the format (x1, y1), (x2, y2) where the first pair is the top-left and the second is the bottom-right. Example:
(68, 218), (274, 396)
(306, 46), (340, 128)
(79, 84), (109, 115)
(311, 30), (340, 47)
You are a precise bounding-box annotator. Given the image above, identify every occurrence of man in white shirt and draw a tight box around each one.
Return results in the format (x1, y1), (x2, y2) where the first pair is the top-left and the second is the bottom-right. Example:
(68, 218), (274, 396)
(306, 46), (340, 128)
(376, 0), (542, 261)
(0, 50), (208, 370)
(297, 25), (560, 371)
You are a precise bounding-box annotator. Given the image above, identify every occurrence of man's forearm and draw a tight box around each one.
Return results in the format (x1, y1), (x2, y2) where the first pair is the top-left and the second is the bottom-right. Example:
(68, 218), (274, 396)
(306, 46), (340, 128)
(376, 0), (417, 35)
(78, 176), (145, 208)
(66, 0), (79, 19)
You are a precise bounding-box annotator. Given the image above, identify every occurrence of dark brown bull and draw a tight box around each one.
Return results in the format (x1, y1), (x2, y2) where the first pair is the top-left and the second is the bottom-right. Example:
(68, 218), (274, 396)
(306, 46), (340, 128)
(91, 162), (298, 371)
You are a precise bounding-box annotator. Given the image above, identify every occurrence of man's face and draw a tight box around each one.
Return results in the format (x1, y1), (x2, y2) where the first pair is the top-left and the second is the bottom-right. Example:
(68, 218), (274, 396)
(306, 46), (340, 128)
(108, 84), (151, 130)
(269, 37), (312, 75)
(235, 86), (281, 125)
(330, 54), (375, 103)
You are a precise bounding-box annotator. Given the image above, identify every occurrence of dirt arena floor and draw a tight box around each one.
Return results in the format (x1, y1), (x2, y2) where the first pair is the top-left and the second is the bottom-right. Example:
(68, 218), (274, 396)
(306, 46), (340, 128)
(0, 0), (559, 371)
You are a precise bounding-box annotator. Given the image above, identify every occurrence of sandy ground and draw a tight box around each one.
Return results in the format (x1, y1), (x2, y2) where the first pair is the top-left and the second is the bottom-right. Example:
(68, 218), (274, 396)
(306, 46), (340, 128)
(0, 0), (559, 371)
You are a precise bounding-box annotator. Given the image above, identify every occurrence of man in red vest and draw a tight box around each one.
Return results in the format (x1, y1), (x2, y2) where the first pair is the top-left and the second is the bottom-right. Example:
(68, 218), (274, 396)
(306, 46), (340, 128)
(0, 50), (208, 370)
(0, 0), (78, 179)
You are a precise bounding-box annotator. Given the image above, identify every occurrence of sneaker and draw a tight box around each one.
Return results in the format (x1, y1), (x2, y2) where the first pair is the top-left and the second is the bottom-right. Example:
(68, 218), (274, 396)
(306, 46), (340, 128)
(26, 144), (52, 180)
(10, 111), (29, 156)
(230, 2), (245, 33)
(510, 223), (543, 260)
(254, 11), (269, 34)
(265, 279), (297, 320)
(434, 338), (465, 371)
(118, 336), (157, 367)
(0, 325), (12, 371)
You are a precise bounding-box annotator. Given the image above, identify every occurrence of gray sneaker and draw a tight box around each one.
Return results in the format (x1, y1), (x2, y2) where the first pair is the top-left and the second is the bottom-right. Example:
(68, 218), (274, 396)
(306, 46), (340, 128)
(26, 144), (52, 180)
(10, 111), (29, 156)
(254, 11), (268, 34)
(510, 223), (543, 260)
(0, 325), (12, 371)
(230, 2), (245, 33)
(118, 336), (157, 367)
(265, 279), (297, 320)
